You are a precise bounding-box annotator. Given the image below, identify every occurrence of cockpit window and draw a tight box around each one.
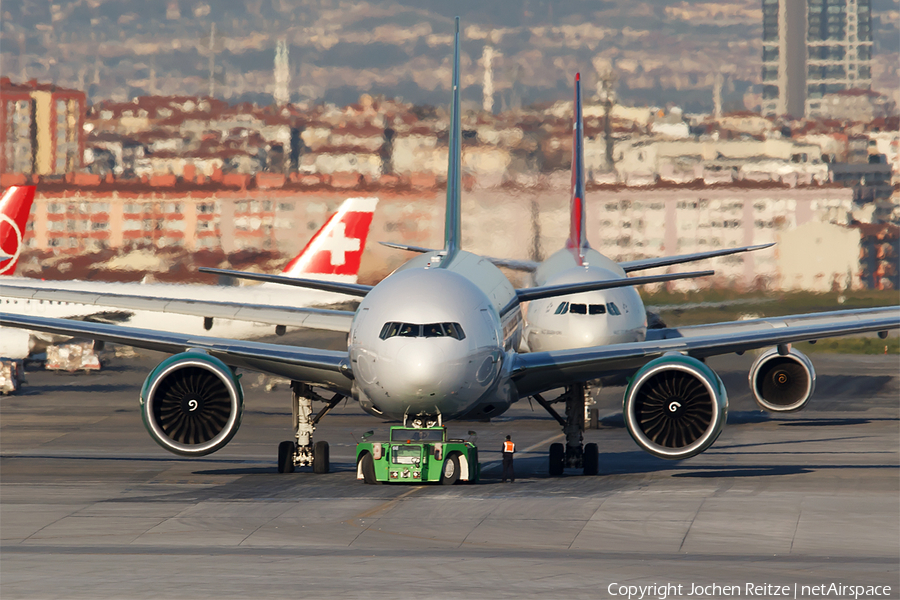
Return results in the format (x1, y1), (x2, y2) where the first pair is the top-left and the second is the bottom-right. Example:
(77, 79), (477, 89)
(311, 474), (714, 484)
(555, 302), (609, 316)
(380, 322), (465, 340)
(441, 323), (465, 339)
(423, 324), (444, 337)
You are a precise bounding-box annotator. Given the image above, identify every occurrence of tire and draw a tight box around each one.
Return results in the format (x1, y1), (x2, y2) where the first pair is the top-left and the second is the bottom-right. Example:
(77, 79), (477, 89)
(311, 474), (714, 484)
(549, 443), (565, 477)
(583, 443), (599, 476)
(277, 441), (295, 473)
(313, 440), (330, 474)
(441, 453), (460, 485)
(358, 452), (378, 484)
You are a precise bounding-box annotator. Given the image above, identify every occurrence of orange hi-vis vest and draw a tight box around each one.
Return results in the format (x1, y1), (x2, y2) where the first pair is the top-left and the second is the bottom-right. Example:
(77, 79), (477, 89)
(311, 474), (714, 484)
(503, 441), (515, 453)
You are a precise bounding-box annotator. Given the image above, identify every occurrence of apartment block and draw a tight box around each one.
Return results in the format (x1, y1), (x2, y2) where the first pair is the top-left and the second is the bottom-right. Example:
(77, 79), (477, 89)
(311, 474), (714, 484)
(0, 78), (86, 176)
(761, 0), (874, 119)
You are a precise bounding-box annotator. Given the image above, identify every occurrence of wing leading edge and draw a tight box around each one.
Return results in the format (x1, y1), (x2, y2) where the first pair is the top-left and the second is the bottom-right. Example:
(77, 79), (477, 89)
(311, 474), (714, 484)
(0, 313), (355, 394)
(510, 307), (900, 397)
(0, 284), (356, 332)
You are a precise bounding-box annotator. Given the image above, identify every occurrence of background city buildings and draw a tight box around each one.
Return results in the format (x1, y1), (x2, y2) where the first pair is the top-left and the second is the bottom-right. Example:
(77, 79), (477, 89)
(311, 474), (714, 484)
(0, 1), (897, 293)
(761, 0), (878, 118)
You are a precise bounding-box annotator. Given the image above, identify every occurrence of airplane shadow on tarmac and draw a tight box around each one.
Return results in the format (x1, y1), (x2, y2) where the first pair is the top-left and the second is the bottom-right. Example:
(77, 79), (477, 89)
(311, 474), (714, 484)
(19, 383), (138, 394)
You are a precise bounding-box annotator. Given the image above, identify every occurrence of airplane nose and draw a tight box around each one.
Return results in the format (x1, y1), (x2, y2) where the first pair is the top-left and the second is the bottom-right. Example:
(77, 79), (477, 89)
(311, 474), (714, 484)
(577, 327), (602, 346)
(396, 342), (445, 389)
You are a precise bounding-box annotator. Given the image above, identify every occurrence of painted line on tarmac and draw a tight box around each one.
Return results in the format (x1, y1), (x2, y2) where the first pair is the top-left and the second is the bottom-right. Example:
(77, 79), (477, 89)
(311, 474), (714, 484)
(343, 487), (423, 530)
(480, 432), (565, 472)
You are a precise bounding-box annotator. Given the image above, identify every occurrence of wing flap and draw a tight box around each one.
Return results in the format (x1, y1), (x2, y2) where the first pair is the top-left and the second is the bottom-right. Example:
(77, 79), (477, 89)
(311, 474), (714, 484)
(512, 307), (900, 397)
(0, 284), (356, 332)
(0, 313), (354, 393)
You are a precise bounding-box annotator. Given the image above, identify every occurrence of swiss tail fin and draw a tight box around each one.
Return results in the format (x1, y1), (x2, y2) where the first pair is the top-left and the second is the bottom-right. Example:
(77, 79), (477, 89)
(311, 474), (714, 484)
(565, 73), (589, 264)
(0, 185), (36, 275)
(279, 196), (378, 282)
(442, 16), (462, 258)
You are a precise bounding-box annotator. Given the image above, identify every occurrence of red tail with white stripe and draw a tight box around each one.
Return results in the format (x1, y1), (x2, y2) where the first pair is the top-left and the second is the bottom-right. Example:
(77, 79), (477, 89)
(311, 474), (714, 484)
(279, 196), (378, 282)
(0, 186), (36, 276)
(564, 73), (588, 266)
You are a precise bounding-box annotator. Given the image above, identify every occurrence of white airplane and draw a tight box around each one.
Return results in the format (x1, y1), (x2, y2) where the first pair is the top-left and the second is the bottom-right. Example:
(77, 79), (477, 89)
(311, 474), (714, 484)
(377, 74), (777, 471)
(0, 189), (378, 358)
(1, 20), (897, 480)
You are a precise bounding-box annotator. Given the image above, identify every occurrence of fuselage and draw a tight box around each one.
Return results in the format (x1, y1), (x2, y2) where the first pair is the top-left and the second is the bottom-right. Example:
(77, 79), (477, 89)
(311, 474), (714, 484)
(348, 250), (521, 422)
(524, 248), (647, 353)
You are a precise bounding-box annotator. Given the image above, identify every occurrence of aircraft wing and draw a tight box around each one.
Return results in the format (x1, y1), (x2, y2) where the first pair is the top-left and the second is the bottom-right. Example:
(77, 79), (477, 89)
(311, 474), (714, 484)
(619, 244), (774, 273)
(0, 313), (354, 394)
(381, 243), (773, 275)
(513, 270), (713, 304)
(510, 306), (900, 397)
(0, 284), (356, 332)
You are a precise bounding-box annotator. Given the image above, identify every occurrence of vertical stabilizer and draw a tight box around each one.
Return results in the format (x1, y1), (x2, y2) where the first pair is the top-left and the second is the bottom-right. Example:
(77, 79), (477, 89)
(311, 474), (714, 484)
(565, 73), (589, 264)
(442, 16), (463, 258)
(0, 186), (37, 275)
(279, 196), (378, 283)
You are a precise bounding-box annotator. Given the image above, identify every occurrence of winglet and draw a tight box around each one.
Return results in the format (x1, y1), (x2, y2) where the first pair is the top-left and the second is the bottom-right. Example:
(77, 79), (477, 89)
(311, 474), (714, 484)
(443, 16), (463, 258)
(0, 185), (36, 276)
(279, 196), (378, 282)
(565, 73), (588, 264)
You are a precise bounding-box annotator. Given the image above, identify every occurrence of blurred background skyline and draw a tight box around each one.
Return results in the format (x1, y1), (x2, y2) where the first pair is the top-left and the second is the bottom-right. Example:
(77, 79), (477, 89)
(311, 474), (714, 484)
(3, 0), (898, 112)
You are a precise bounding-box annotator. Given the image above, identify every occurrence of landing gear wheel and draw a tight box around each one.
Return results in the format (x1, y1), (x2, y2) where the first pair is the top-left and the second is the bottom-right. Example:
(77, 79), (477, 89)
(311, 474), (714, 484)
(583, 442), (599, 476)
(549, 443), (565, 477)
(441, 453), (460, 485)
(277, 441), (295, 473)
(313, 440), (330, 474)
(358, 452), (378, 484)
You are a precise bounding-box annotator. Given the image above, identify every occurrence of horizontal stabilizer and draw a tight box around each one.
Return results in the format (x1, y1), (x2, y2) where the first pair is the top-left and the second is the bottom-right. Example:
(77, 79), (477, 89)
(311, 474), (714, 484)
(379, 241), (434, 254)
(198, 267), (372, 297)
(620, 243), (774, 273)
(514, 270), (713, 304)
(486, 257), (541, 272)
(381, 241), (540, 272)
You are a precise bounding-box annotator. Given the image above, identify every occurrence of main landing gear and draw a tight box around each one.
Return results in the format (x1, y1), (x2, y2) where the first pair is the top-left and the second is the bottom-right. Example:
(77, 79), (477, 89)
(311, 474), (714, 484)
(533, 382), (599, 477)
(277, 381), (343, 474)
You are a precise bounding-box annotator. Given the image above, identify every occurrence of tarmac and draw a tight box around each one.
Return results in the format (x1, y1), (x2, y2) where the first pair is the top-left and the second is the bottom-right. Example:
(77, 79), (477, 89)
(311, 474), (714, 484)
(1, 334), (898, 599)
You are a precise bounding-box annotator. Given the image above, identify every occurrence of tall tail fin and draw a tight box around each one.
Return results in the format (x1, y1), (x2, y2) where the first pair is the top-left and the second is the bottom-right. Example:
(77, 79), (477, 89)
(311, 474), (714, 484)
(279, 196), (378, 283)
(0, 186), (36, 276)
(442, 16), (462, 257)
(565, 73), (589, 264)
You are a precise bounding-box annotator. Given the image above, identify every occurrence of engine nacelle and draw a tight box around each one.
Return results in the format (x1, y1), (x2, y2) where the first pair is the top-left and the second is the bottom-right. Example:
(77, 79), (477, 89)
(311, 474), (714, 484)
(140, 351), (243, 456)
(749, 347), (816, 413)
(0, 326), (35, 359)
(624, 354), (728, 460)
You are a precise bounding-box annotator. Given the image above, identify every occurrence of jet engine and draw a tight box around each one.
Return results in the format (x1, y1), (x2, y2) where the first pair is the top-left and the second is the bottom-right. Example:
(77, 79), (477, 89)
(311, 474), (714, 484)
(140, 351), (243, 456)
(749, 347), (816, 413)
(623, 355), (728, 460)
(0, 326), (34, 359)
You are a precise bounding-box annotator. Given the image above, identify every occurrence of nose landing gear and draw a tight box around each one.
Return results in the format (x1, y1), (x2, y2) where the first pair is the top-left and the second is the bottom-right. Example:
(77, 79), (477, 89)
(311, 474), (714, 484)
(534, 382), (599, 476)
(277, 381), (343, 474)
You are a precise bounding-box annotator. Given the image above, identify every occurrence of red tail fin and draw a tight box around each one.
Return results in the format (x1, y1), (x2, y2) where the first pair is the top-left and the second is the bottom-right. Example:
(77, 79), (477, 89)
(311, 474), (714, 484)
(280, 197), (378, 282)
(0, 186), (36, 276)
(565, 73), (588, 265)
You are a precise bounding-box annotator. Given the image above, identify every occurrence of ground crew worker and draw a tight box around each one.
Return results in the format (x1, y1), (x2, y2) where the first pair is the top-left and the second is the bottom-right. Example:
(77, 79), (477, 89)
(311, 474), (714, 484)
(501, 435), (515, 483)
